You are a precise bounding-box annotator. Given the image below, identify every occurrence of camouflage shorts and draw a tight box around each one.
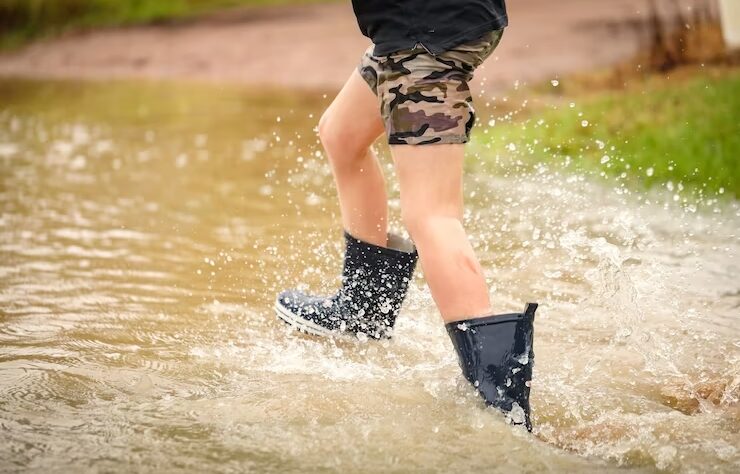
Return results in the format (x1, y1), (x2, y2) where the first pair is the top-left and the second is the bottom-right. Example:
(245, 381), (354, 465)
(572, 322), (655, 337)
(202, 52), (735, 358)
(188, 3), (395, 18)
(357, 28), (504, 145)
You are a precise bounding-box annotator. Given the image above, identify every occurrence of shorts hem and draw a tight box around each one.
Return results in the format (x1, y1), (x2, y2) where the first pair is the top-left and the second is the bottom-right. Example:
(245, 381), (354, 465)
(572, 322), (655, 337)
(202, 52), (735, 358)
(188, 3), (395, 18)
(388, 135), (470, 146)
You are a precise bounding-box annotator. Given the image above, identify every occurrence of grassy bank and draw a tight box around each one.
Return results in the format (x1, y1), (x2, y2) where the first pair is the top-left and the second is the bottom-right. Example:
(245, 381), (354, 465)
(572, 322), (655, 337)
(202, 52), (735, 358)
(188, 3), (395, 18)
(472, 67), (740, 198)
(0, 0), (336, 49)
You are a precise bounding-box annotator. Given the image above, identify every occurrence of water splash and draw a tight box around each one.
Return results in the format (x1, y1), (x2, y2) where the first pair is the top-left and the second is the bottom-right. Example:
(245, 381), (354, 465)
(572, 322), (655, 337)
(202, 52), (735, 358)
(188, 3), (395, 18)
(0, 79), (737, 472)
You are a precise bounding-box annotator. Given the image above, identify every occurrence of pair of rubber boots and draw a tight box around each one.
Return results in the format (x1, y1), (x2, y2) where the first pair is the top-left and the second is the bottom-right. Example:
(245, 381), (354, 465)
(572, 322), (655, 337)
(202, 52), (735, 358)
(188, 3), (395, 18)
(274, 229), (537, 431)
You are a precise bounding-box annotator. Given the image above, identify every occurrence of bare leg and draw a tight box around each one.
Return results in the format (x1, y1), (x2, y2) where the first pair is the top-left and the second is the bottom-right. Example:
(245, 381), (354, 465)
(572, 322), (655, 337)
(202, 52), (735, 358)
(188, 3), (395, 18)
(390, 143), (493, 323)
(318, 68), (388, 247)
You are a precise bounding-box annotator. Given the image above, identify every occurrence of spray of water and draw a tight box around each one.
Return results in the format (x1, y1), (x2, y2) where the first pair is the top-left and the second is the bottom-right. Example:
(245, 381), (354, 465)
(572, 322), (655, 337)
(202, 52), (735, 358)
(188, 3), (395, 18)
(0, 80), (737, 472)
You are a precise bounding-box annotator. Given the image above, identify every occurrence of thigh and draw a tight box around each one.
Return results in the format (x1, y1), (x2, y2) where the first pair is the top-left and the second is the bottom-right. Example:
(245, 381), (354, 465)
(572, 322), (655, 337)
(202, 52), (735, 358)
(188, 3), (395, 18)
(391, 143), (465, 221)
(321, 60), (386, 147)
(376, 29), (503, 146)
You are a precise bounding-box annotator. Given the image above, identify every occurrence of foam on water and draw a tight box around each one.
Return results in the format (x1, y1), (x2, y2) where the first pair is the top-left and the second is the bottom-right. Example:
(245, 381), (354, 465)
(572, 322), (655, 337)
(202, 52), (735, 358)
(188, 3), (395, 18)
(0, 80), (737, 472)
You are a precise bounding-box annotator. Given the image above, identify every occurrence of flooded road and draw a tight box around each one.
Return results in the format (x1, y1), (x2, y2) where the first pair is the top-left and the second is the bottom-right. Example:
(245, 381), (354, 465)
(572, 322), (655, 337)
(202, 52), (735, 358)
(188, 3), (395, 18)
(0, 79), (738, 473)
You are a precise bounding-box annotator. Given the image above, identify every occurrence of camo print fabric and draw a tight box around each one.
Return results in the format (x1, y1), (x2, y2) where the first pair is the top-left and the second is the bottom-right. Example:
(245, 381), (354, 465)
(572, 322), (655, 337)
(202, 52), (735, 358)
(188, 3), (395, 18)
(358, 28), (503, 145)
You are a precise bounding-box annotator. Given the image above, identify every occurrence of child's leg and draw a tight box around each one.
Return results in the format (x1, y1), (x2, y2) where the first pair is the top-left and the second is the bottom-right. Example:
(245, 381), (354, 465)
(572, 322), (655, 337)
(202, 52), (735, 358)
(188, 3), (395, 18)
(390, 143), (492, 323)
(318, 68), (388, 247)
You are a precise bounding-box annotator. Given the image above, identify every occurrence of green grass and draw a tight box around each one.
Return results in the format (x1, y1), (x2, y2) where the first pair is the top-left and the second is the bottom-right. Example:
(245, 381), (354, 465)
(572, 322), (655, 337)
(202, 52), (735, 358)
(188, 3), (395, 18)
(472, 68), (740, 198)
(0, 0), (337, 49)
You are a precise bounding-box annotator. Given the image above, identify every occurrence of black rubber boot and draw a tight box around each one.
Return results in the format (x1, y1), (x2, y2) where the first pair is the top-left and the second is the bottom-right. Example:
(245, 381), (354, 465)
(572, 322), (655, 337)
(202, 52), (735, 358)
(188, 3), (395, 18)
(445, 303), (538, 431)
(274, 229), (418, 340)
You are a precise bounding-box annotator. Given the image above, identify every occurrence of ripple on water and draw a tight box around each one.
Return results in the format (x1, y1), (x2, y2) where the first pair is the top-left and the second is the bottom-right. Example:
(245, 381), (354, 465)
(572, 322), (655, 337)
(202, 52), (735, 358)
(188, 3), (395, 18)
(0, 80), (738, 472)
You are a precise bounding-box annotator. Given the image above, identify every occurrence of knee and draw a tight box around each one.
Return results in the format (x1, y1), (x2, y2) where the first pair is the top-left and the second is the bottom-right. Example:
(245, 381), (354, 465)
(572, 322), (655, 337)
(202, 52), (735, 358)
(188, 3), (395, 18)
(401, 204), (462, 243)
(401, 206), (434, 242)
(318, 109), (367, 163)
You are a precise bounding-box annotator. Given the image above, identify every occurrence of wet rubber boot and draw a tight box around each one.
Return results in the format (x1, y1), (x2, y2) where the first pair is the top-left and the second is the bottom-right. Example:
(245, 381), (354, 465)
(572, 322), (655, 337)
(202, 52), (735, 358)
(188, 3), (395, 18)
(445, 303), (538, 431)
(274, 229), (418, 340)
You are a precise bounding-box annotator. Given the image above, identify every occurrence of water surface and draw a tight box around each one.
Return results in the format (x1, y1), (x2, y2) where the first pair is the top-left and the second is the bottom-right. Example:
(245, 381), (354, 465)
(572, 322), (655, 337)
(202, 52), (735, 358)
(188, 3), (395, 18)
(0, 79), (738, 473)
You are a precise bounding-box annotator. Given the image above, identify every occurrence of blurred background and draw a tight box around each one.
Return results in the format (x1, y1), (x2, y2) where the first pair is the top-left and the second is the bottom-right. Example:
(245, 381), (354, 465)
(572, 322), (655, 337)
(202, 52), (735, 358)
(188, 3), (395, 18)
(0, 1), (738, 473)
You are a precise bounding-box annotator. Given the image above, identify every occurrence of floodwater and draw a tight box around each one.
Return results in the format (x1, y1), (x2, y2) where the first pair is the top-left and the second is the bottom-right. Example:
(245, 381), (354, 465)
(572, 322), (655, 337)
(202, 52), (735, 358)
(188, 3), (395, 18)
(0, 78), (738, 473)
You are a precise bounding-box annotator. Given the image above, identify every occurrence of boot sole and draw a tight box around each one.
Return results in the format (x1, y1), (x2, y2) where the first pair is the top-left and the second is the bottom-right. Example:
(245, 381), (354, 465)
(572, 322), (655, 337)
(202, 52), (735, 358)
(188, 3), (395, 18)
(273, 298), (348, 340)
(273, 298), (391, 342)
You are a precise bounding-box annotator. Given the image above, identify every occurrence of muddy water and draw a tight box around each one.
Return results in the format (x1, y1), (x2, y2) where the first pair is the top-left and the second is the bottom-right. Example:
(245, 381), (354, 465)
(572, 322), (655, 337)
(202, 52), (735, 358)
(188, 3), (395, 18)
(0, 78), (738, 473)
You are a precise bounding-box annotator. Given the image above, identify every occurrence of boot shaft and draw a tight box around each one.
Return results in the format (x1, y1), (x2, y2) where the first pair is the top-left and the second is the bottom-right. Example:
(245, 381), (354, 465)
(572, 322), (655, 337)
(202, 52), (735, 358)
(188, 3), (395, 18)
(340, 230), (419, 330)
(445, 303), (537, 430)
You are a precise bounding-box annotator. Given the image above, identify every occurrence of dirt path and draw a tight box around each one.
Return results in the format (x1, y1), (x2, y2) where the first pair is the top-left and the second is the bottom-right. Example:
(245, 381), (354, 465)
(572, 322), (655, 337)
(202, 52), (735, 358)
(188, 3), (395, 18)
(0, 0), (650, 91)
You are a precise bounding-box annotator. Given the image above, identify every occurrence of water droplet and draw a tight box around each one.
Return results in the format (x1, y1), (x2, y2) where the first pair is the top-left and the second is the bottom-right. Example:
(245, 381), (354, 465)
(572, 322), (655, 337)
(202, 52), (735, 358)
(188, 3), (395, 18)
(507, 402), (526, 425)
(175, 153), (188, 168)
